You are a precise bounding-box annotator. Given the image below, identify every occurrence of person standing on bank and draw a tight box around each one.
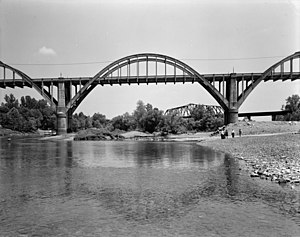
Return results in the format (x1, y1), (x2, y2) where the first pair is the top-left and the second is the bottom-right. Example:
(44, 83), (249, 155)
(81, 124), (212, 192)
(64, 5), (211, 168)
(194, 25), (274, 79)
(231, 129), (235, 138)
(221, 130), (225, 139)
(224, 129), (228, 139)
(239, 128), (242, 137)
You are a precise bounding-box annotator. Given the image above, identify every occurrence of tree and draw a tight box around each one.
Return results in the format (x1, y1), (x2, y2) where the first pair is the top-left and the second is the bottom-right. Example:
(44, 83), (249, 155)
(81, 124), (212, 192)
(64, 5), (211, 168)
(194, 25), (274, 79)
(4, 107), (23, 131)
(189, 105), (223, 131)
(70, 116), (80, 132)
(77, 112), (87, 129)
(92, 113), (107, 128)
(133, 100), (147, 130)
(85, 117), (93, 129)
(111, 112), (136, 131)
(143, 107), (164, 133)
(279, 94), (300, 121)
(0, 94), (56, 132)
(160, 112), (186, 134)
(190, 105), (206, 121)
(21, 96), (38, 109)
(3, 94), (19, 110)
(39, 107), (56, 130)
(111, 115), (126, 131)
(132, 101), (165, 133)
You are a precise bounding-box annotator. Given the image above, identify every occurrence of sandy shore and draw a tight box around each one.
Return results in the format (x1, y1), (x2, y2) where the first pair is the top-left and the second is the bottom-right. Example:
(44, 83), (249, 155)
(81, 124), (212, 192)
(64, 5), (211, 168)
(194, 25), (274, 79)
(40, 133), (76, 141)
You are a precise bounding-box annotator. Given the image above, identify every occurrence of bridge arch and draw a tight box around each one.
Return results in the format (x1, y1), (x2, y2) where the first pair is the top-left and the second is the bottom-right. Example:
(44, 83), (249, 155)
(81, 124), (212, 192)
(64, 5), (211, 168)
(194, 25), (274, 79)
(0, 61), (54, 106)
(67, 53), (228, 114)
(237, 51), (300, 108)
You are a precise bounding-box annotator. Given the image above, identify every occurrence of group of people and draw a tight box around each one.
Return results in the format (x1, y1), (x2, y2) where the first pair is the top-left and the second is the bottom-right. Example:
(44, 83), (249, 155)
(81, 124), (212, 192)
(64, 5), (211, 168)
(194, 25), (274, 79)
(220, 128), (242, 139)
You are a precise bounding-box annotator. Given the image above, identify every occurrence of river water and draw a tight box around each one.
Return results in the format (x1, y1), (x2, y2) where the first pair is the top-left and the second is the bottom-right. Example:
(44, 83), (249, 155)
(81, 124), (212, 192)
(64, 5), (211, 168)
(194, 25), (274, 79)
(0, 137), (299, 237)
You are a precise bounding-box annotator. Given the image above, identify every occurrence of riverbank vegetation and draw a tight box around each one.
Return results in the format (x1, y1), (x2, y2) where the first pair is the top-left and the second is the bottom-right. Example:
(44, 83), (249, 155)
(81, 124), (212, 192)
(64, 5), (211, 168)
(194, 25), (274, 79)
(1, 93), (300, 137)
(277, 94), (300, 121)
(70, 100), (224, 134)
(0, 94), (56, 133)
(0, 93), (223, 135)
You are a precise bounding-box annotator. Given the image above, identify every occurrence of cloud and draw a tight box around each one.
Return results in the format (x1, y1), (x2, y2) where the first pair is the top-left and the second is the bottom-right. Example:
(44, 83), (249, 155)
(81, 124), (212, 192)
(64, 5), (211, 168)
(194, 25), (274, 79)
(38, 46), (57, 56)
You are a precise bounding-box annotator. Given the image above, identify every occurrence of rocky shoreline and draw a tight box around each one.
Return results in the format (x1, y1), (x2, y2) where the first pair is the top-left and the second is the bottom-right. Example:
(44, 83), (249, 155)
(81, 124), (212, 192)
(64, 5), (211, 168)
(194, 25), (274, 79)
(200, 133), (300, 188)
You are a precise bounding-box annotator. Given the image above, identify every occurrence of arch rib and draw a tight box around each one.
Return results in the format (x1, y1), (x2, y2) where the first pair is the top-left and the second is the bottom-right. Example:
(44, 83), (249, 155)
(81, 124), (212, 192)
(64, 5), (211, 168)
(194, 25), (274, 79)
(0, 61), (55, 107)
(68, 53), (228, 113)
(237, 51), (300, 108)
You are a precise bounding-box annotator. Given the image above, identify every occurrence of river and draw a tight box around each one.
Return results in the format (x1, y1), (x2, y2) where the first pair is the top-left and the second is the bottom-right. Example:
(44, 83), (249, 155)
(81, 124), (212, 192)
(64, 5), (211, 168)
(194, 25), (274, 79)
(0, 137), (299, 236)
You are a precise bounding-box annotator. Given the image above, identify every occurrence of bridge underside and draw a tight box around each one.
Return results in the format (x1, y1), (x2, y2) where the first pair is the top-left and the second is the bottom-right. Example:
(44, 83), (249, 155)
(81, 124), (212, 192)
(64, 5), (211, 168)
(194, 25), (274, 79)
(238, 110), (291, 121)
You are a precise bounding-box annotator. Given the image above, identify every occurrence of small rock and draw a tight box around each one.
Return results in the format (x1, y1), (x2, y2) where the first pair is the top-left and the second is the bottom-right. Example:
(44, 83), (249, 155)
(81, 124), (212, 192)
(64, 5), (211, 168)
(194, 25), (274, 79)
(278, 178), (288, 184)
(250, 172), (259, 178)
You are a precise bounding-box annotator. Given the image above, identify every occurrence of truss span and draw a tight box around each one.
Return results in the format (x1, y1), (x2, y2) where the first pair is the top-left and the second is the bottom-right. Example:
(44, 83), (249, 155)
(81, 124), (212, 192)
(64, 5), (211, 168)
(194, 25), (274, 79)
(165, 103), (223, 118)
(68, 53), (227, 113)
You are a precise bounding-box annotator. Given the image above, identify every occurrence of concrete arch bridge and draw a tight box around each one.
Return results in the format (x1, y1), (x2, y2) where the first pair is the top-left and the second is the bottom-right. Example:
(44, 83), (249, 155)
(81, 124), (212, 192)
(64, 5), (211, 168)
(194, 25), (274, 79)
(1, 52), (300, 134)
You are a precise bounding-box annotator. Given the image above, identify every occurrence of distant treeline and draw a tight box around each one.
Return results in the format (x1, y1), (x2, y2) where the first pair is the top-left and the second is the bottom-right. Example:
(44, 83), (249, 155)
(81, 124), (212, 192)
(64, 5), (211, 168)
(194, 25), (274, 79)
(0, 94), (56, 132)
(70, 100), (224, 134)
(0, 93), (299, 134)
(0, 94), (223, 134)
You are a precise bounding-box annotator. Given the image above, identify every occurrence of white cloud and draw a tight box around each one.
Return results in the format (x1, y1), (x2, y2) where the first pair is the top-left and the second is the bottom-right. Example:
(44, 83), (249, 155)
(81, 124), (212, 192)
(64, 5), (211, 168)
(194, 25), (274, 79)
(38, 46), (57, 56)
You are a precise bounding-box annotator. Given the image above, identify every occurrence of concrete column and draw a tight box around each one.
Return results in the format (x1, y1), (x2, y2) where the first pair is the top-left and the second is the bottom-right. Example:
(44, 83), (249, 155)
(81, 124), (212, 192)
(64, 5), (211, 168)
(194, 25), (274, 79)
(57, 78), (67, 135)
(225, 108), (239, 124)
(64, 82), (73, 132)
(224, 74), (239, 124)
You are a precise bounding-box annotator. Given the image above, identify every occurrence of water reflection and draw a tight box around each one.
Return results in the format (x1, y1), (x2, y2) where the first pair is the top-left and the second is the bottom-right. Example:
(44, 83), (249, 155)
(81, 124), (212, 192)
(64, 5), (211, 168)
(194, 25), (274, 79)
(223, 153), (239, 196)
(0, 138), (76, 201)
(0, 137), (299, 236)
(71, 141), (225, 169)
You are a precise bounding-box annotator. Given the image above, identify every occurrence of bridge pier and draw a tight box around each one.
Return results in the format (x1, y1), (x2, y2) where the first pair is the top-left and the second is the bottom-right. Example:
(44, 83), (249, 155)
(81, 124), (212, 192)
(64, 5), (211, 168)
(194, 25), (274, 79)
(57, 109), (67, 135)
(57, 78), (67, 135)
(67, 111), (73, 132)
(225, 108), (239, 124)
(224, 74), (239, 124)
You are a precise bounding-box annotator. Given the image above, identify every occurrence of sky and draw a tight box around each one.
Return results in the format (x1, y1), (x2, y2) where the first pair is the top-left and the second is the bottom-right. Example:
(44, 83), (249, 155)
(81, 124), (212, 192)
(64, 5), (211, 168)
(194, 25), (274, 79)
(1, 0), (300, 119)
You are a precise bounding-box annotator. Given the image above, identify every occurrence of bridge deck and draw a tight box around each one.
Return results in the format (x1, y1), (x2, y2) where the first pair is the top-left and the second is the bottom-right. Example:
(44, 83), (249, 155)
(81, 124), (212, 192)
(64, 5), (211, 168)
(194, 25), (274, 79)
(238, 110), (290, 117)
(1, 72), (299, 88)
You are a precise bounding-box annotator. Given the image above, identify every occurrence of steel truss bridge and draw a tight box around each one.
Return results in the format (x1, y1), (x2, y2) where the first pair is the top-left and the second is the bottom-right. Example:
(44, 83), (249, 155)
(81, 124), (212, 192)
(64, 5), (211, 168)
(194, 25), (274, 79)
(165, 103), (290, 121)
(165, 103), (223, 118)
(1, 52), (300, 134)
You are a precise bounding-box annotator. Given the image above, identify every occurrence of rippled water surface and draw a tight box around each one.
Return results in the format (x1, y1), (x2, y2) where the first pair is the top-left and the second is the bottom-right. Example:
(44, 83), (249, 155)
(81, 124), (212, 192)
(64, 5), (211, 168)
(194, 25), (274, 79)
(0, 137), (299, 236)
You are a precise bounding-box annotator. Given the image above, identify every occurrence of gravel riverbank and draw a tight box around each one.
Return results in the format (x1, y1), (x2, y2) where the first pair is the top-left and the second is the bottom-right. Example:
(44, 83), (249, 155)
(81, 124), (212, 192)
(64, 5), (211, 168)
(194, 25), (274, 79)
(200, 133), (300, 187)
